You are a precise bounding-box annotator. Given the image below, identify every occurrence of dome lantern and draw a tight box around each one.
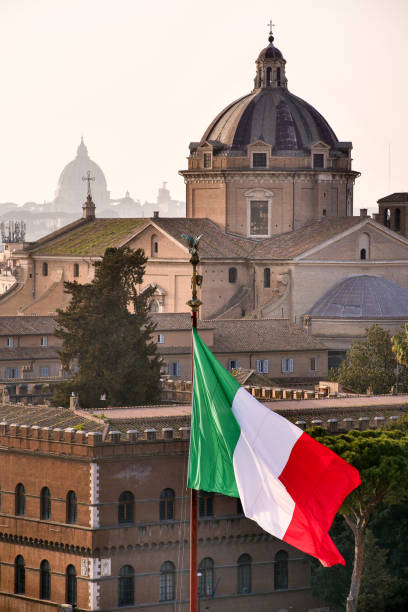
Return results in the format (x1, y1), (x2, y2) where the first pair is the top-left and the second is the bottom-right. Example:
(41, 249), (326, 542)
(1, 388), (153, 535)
(254, 22), (287, 90)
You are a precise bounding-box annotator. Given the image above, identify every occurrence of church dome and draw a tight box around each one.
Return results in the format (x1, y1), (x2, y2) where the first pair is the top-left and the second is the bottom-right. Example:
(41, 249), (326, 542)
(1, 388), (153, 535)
(201, 31), (339, 154)
(53, 138), (110, 212)
(308, 275), (408, 319)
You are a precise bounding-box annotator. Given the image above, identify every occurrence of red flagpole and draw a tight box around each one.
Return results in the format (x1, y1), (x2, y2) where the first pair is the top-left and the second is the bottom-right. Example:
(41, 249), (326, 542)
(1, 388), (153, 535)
(183, 234), (202, 612)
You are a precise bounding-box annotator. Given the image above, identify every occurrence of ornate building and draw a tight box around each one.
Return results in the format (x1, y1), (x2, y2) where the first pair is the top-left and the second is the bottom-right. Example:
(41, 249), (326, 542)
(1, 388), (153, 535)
(181, 28), (359, 236)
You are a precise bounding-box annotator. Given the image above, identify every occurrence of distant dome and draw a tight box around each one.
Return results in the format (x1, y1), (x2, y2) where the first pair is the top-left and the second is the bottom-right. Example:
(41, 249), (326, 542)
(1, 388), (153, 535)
(53, 138), (110, 212)
(308, 275), (408, 318)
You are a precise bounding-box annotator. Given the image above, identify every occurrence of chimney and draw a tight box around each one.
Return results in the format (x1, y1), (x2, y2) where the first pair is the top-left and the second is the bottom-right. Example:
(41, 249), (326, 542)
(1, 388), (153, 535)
(360, 208), (368, 218)
(153, 211), (159, 218)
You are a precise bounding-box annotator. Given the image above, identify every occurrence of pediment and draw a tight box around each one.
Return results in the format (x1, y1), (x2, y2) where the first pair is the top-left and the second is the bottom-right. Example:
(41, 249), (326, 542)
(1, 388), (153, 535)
(310, 140), (331, 150)
(247, 139), (270, 149)
(295, 219), (408, 262)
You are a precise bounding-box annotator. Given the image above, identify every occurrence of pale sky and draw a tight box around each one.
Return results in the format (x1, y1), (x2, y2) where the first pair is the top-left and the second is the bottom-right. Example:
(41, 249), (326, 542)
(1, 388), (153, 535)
(0, 0), (407, 212)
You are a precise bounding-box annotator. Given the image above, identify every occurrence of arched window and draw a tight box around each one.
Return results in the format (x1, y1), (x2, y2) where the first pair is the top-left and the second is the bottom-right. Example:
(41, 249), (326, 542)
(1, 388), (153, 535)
(266, 66), (272, 86)
(118, 491), (134, 524)
(237, 553), (251, 594)
(160, 488), (175, 521)
(40, 487), (51, 520)
(66, 565), (77, 605)
(199, 490), (214, 517)
(264, 267), (271, 288)
(358, 232), (370, 260)
(151, 234), (159, 256)
(14, 555), (25, 594)
(160, 561), (175, 601)
(149, 300), (160, 313)
(277, 66), (281, 86)
(118, 565), (134, 606)
(40, 559), (51, 600)
(395, 208), (401, 231)
(73, 263), (80, 277)
(384, 208), (391, 228)
(198, 557), (214, 597)
(66, 490), (77, 524)
(228, 267), (237, 283)
(274, 550), (288, 590)
(15, 483), (25, 516)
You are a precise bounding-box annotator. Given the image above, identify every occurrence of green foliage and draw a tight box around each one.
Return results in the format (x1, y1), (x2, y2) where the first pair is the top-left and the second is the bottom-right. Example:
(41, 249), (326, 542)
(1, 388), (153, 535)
(336, 325), (406, 394)
(53, 246), (162, 408)
(392, 323), (408, 367)
(74, 424), (84, 431)
(309, 427), (408, 611)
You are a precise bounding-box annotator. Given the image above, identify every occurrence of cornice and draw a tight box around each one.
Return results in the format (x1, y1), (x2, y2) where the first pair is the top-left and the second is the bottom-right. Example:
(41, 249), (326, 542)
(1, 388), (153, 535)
(179, 169), (359, 184)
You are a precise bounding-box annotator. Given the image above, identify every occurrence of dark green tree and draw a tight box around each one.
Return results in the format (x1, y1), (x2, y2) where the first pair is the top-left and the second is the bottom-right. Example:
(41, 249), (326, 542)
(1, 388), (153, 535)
(335, 325), (404, 394)
(54, 246), (162, 408)
(310, 427), (408, 612)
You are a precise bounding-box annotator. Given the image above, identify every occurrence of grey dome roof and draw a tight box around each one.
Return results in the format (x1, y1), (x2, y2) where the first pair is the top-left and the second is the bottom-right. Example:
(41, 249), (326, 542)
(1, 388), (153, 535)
(308, 275), (408, 318)
(201, 88), (339, 153)
(257, 42), (283, 60)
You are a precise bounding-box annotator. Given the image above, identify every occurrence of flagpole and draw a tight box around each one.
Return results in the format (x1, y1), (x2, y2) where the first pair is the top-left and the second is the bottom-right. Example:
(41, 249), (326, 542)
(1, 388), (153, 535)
(183, 234), (203, 612)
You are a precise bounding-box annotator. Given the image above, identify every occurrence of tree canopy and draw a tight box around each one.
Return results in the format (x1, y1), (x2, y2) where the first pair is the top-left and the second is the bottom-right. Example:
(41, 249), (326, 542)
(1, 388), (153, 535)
(310, 427), (408, 612)
(54, 246), (162, 408)
(335, 325), (408, 394)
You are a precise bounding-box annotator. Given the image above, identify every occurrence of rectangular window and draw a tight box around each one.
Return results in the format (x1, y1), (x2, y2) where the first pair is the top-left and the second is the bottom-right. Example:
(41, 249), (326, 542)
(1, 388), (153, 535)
(169, 362), (180, 377)
(157, 334), (165, 344)
(41, 336), (48, 347)
(73, 263), (79, 277)
(6, 337), (13, 348)
(40, 366), (50, 377)
(228, 359), (239, 370)
(42, 262), (48, 276)
(313, 153), (324, 168)
(281, 358), (294, 373)
(6, 367), (19, 379)
(203, 153), (212, 169)
(252, 152), (267, 168)
(256, 359), (269, 374)
(310, 357), (318, 371)
(250, 200), (269, 236)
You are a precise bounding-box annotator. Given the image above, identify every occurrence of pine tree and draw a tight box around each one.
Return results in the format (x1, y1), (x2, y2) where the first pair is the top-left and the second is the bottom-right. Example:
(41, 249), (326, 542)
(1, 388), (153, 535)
(54, 246), (162, 407)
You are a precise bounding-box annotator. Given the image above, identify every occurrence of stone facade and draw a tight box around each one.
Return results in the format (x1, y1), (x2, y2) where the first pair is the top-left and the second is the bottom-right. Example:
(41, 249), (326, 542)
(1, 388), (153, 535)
(0, 409), (323, 611)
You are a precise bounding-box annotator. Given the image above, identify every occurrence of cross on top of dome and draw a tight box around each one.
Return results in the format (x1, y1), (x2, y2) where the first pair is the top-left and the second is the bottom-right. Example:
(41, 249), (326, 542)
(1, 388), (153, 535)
(267, 19), (276, 43)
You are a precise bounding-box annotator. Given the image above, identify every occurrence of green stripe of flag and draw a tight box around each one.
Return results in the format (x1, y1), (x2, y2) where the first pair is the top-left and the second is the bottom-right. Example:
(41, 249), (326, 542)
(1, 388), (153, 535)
(188, 328), (241, 497)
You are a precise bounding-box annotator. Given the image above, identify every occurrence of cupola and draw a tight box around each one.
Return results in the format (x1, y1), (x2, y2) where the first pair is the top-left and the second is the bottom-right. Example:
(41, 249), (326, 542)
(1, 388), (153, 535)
(254, 22), (287, 90)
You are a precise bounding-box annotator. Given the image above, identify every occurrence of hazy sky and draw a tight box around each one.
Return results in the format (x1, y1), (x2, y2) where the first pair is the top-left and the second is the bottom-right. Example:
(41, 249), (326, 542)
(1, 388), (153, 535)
(0, 0), (407, 213)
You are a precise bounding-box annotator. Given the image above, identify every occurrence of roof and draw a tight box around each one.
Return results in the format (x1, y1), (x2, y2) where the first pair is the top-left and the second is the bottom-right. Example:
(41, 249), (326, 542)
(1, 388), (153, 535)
(377, 193), (408, 204)
(153, 218), (253, 259)
(149, 313), (214, 330)
(200, 87), (341, 153)
(308, 275), (408, 318)
(0, 405), (104, 431)
(249, 216), (362, 259)
(0, 316), (56, 336)
(30, 218), (148, 257)
(212, 319), (326, 352)
(0, 347), (60, 361)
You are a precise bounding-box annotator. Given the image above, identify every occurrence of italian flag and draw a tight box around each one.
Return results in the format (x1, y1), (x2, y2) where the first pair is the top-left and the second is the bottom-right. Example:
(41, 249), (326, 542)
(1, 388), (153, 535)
(188, 329), (361, 567)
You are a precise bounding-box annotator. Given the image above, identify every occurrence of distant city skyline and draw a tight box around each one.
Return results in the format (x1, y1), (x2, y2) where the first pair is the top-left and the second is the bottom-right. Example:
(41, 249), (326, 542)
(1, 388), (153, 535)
(0, 0), (407, 212)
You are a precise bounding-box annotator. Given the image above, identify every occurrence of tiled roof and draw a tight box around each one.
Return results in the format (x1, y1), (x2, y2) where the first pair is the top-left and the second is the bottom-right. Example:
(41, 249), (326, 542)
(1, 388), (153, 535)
(0, 347), (60, 361)
(377, 193), (408, 204)
(0, 316), (56, 335)
(0, 405), (104, 431)
(249, 217), (363, 259)
(211, 319), (326, 352)
(150, 313), (214, 330)
(154, 318), (326, 353)
(30, 218), (148, 256)
(153, 218), (254, 259)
